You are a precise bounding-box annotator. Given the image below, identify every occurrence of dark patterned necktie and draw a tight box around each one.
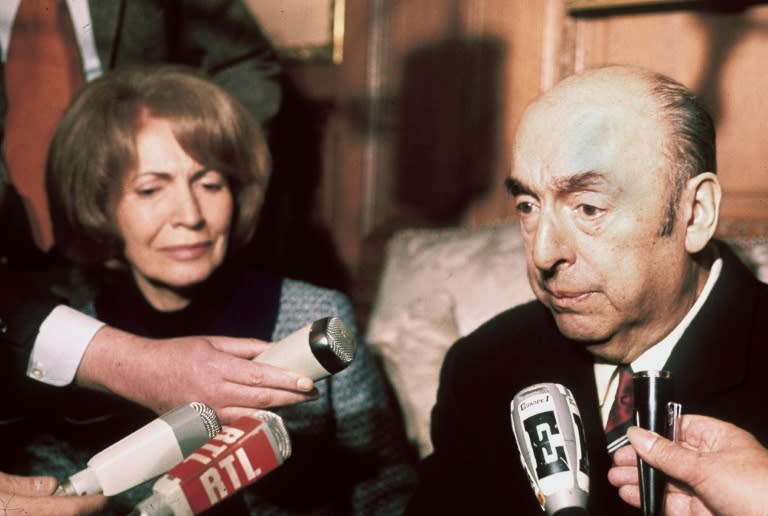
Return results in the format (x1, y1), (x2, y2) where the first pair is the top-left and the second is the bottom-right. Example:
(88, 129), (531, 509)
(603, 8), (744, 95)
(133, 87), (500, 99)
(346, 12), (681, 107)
(4, 0), (84, 250)
(605, 364), (634, 454)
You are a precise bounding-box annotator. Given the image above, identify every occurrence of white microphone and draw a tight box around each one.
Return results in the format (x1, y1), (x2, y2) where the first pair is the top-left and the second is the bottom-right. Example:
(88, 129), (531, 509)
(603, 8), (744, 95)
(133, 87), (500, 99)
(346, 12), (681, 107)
(511, 383), (590, 515)
(253, 316), (356, 380)
(55, 402), (220, 497)
(129, 410), (291, 516)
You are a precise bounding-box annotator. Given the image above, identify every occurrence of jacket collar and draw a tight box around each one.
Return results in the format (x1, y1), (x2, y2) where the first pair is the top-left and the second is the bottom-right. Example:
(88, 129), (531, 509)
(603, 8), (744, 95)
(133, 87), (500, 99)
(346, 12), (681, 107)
(87, 0), (123, 70)
(664, 240), (759, 402)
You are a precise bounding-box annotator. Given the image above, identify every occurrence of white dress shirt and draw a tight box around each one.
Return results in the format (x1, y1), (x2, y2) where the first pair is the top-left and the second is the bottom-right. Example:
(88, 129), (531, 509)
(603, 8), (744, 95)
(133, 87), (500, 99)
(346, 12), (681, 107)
(595, 253), (723, 426)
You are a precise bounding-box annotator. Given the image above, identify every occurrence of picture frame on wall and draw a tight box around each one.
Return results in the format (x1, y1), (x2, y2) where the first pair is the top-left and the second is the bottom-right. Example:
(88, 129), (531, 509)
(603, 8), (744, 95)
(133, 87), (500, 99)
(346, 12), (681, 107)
(566, 0), (700, 11)
(245, 0), (345, 64)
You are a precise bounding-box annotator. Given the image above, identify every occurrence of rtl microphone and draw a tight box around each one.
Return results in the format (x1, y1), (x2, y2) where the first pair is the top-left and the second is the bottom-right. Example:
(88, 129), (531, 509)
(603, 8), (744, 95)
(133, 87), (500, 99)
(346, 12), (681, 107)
(129, 409), (292, 516)
(55, 402), (220, 496)
(632, 370), (674, 516)
(511, 383), (589, 516)
(254, 316), (356, 380)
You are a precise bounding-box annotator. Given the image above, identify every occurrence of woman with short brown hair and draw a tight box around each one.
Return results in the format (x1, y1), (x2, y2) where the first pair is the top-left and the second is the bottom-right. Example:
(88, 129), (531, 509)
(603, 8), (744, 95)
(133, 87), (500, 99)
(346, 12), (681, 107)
(39, 65), (417, 515)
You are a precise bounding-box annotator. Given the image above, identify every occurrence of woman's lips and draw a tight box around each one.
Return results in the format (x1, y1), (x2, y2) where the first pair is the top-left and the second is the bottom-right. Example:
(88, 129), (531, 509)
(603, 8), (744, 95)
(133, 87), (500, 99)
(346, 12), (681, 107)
(160, 243), (210, 260)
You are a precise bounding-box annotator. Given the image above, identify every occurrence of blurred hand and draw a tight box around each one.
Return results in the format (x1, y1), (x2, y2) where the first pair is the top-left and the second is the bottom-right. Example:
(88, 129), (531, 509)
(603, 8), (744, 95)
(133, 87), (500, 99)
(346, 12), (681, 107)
(76, 326), (318, 423)
(0, 472), (106, 516)
(608, 415), (768, 516)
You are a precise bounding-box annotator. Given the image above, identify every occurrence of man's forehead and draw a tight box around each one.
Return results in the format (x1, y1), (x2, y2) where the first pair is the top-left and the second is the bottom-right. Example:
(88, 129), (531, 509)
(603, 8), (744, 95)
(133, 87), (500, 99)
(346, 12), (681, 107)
(512, 82), (666, 187)
(519, 66), (661, 135)
(516, 105), (617, 160)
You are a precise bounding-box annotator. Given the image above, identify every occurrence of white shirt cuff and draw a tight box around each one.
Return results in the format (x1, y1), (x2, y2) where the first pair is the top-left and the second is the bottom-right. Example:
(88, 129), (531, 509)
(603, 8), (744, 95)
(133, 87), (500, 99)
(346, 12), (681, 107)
(26, 305), (106, 386)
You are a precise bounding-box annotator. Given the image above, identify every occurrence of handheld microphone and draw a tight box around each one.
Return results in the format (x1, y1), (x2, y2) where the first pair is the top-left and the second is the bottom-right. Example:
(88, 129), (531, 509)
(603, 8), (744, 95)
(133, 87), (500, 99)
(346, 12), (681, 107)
(55, 402), (220, 497)
(632, 370), (674, 516)
(511, 383), (589, 516)
(129, 410), (292, 516)
(254, 316), (356, 380)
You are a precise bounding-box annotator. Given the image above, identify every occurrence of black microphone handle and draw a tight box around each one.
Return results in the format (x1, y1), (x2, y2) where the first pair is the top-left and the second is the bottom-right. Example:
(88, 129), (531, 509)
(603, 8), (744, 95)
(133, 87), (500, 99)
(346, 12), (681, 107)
(632, 370), (674, 516)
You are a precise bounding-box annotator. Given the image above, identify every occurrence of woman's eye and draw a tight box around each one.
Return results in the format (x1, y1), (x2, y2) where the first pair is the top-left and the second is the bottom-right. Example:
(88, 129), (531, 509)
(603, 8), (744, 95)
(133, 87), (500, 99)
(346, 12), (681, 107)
(202, 182), (224, 192)
(136, 187), (158, 197)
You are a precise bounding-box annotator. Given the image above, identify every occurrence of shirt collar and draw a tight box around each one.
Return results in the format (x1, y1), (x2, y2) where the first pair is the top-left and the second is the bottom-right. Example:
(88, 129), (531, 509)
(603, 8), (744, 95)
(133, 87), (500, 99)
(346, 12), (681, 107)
(594, 249), (723, 424)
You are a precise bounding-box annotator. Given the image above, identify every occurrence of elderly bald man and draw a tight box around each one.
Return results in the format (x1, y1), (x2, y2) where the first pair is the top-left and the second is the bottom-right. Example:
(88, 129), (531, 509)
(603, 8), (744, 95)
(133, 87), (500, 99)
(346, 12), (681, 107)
(405, 65), (768, 515)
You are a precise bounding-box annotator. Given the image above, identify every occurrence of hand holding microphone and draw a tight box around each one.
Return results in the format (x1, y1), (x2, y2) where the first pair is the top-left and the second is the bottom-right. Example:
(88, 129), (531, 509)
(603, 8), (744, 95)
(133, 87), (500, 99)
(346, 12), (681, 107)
(511, 383), (590, 515)
(55, 402), (220, 497)
(130, 410), (292, 515)
(0, 472), (106, 515)
(254, 316), (357, 381)
(609, 415), (768, 516)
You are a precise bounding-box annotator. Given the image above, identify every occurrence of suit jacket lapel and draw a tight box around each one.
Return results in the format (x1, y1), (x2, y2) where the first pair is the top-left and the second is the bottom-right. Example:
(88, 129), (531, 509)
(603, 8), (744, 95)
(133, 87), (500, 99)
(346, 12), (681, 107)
(88, 0), (123, 70)
(664, 242), (754, 405)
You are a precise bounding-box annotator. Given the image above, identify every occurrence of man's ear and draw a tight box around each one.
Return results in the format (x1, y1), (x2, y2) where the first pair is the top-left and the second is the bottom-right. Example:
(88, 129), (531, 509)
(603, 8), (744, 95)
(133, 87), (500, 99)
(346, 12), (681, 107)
(683, 172), (721, 254)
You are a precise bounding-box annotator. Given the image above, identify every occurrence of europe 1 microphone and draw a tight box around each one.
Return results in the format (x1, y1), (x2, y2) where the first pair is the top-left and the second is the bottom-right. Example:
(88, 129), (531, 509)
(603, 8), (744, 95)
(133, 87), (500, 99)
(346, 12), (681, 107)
(55, 402), (220, 497)
(511, 383), (589, 516)
(253, 316), (356, 380)
(129, 409), (292, 516)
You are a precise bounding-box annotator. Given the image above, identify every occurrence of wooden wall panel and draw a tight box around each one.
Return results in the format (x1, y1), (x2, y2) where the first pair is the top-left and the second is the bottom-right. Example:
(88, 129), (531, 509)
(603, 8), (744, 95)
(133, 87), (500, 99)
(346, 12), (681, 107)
(352, 0), (558, 237)
(457, 0), (566, 226)
(327, 0), (372, 272)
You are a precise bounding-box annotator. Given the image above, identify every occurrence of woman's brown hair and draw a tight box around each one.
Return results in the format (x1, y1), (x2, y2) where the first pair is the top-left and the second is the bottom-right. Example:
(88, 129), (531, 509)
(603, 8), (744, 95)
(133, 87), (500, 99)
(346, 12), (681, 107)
(47, 64), (270, 266)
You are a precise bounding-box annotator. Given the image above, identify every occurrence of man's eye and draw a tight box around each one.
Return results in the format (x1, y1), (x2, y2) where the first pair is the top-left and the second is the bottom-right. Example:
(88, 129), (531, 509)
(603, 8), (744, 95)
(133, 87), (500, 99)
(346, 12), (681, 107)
(516, 201), (535, 214)
(578, 204), (603, 217)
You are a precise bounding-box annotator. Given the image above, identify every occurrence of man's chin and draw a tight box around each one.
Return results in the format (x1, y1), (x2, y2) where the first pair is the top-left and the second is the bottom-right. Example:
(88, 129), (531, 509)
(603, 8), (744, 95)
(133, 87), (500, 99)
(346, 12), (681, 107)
(552, 312), (611, 342)
(551, 311), (651, 363)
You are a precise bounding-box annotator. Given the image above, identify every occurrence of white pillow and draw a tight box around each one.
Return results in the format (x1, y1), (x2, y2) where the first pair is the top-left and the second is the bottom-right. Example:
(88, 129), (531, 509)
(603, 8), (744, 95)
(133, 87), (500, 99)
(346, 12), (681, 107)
(367, 221), (534, 340)
(371, 290), (459, 457)
(366, 221), (535, 456)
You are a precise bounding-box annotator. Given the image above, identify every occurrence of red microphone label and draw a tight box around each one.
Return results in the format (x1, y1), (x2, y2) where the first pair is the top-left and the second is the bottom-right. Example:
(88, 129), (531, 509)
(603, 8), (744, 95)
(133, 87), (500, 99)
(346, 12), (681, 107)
(166, 415), (280, 513)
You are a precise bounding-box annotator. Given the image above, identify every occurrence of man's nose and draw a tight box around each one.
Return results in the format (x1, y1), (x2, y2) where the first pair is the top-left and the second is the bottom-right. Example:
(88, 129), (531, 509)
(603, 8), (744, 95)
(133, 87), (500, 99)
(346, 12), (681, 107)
(530, 211), (574, 274)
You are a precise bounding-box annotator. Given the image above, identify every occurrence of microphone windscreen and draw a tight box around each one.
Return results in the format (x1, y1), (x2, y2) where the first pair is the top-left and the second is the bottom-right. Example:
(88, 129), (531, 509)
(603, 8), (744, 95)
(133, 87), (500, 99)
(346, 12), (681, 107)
(254, 316), (356, 379)
(165, 402), (222, 455)
(310, 316), (356, 373)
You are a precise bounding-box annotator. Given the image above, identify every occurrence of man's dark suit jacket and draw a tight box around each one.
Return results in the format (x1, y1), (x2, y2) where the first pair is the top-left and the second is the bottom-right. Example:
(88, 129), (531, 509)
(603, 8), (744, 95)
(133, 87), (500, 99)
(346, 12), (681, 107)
(406, 241), (768, 515)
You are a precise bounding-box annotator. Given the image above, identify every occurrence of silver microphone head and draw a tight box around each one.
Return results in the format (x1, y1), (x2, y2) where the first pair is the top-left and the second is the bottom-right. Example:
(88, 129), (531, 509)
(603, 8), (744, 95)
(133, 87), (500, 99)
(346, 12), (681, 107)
(251, 410), (292, 462)
(187, 402), (222, 438)
(309, 316), (357, 373)
(161, 402), (221, 457)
